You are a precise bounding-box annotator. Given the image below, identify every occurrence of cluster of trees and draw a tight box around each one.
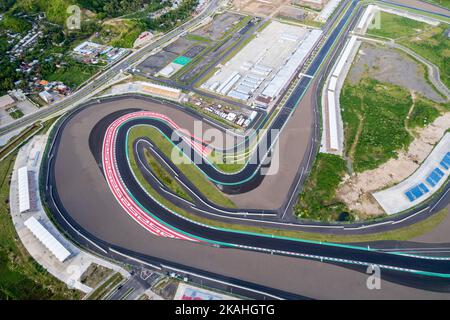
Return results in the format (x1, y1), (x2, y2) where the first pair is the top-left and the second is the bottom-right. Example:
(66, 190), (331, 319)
(0, 56), (20, 95)
(77, 0), (165, 18)
(0, 0), (16, 13)
(145, 0), (198, 31)
(0, 14), (32, 33)
(0, 0), (200, 95)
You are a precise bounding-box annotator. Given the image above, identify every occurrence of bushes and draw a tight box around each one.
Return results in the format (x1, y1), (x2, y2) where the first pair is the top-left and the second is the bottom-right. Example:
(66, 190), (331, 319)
(0, 14), (31, 33)
(408, 97), (441, 128)
(341, 78), (413, 172)
(294, 153), (350, 222)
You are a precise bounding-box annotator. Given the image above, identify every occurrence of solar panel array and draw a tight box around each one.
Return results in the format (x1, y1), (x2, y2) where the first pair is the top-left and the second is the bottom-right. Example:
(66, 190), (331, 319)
(404, 152), (450, 202)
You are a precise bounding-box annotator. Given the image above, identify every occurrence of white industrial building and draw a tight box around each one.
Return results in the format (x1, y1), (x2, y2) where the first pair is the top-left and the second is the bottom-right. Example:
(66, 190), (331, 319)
(202, 22), (322, 108)
(18, 166), (30, 213)
(261, 29), (322, 99)
(24, 216), (71, 262)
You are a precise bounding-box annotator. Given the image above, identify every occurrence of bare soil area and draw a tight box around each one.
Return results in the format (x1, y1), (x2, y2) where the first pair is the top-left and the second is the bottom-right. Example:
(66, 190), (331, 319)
(232, 0), (289, 17)
(337, 112), (450, 217)
(348, 42), (445, 103)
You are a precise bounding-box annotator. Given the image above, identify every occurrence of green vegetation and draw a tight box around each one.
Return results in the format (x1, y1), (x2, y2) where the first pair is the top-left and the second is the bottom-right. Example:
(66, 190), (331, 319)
(42, 58), (101, 88)
(208, 149), (246, 174)
(128, 126), (236, 208)
(95, 19), (147, 48)
(0, 14), (32, 33)
(145, 0), (199, 32)
(367, 11), (428, 39)
(294, 153), (350, 222)
(80, 263), (113, 288)
(408, 96), (442, 128)
(0, 152), (80, 299)
(0, 0), (200, 94)
(86, 272), (123, 300)
(398, 24), (450, 89)
(126, 144), (450, 242)
(142, 148), (193, 202)
(185, 34), (212, 43)
(7, 108), (24, 119)
(77, 0), (162, 18)
(340, 78), (413, 172)
(426, 0), (450, 9)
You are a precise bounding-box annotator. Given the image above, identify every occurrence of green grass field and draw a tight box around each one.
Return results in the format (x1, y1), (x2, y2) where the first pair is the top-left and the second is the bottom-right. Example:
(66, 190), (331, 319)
(45, 61), (100, 89)
(207, 149), (247, 174)
(367, 11), (429, 39)
(0, 152), (80, 299)
(7, 109), (24, 119)
(408, 95), (442, 128)
(340, 78), (413, 172)
(128, 126), (236, 208)
(185, 34), (212, 43)
(294, 153), (350, 222)
(142, 148), (193, 202)
(398, 24), (450, 89)
(426, 0), (450, 9)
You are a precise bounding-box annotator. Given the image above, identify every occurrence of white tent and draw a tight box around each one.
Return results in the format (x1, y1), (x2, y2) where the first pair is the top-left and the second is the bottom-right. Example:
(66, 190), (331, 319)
(18, 166), (30, 213)
(24, 217), (71, 262)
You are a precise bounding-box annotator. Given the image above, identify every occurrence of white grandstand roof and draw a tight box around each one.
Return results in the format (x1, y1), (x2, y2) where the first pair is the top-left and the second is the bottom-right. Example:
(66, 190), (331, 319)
(18, 166), (30, 213)
(328, 76), (338, 92)
(327, 91), (339, 151)
(24, 217), (71, 262)
(332, 36), (357, 78)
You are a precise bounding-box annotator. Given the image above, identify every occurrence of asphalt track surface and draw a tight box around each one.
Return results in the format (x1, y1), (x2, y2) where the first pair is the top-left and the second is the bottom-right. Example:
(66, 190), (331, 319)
(44, 97), (450, 296)
(103, 0), (450, 232)
(41, 0), (450, 297)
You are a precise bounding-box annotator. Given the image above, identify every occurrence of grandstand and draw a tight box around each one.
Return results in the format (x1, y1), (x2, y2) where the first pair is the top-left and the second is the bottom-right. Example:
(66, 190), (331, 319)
(322, 35), (360, 154)
(24, 216), (71, 262)
(373, 134), (450, 214)
(108, 81), (182, 101)
(18, 166), (30, 213)
(140, 82), (182, 100)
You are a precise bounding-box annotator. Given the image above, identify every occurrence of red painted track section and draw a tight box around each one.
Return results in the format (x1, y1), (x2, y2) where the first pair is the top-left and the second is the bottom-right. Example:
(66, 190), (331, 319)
(102, 111), (204, 241)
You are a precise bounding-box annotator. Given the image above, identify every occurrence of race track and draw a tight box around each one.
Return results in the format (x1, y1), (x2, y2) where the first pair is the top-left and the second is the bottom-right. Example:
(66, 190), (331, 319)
(41, 0), (450, 297)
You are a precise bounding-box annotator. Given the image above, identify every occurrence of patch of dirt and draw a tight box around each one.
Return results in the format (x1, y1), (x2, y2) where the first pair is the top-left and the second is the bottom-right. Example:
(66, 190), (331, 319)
(348, 42), (445, 103)
(233, 0), (289, 17)
(336, 112), (450, 217)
